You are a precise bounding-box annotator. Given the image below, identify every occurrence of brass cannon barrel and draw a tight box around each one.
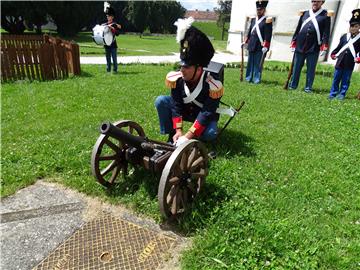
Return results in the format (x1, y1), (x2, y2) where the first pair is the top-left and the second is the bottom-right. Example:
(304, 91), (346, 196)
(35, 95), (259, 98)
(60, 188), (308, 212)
(100, 122), (150, 151)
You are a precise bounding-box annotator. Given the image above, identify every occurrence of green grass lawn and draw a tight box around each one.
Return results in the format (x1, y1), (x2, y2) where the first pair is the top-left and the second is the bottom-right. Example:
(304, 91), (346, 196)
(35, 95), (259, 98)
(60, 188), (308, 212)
(2, 64), (360, 269)
(74, 32), (227, 56)
(1, 21), (229, 56)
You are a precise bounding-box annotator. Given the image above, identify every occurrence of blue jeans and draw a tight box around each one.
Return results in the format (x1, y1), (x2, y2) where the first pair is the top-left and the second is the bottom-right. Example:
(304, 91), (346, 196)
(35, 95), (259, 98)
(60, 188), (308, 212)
(246, 51), (263, 84)
(154, 95), (218, 141)
(289, 51), (319, 91)
(329, 68), (353, 99)
(105, 47), (118, 72)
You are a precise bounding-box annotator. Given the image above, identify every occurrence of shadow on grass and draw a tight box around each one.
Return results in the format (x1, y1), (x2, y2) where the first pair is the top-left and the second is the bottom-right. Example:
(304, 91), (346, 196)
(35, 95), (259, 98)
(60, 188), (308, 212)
(311, 87), (330, 95)
(115, 71), (143, 76)
(211, 129), (256, 158)
(79, 71), (93, 78)
(160, 181), (228, 235)
(104, 166), (159, 199)
(261, 78), (286, 87)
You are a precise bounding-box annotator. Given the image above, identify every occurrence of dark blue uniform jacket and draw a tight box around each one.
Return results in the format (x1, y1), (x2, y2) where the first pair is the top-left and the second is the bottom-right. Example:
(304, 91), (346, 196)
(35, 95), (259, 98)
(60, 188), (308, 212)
(292, 10), (331, 54)
(331, 33), (360, 70)
(247, 17), (273, 52)
(171, 71), (221, 127)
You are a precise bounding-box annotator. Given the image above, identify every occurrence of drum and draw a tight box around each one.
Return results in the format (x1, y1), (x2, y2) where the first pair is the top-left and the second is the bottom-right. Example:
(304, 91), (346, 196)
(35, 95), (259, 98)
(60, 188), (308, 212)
(92, 24), (114, 46)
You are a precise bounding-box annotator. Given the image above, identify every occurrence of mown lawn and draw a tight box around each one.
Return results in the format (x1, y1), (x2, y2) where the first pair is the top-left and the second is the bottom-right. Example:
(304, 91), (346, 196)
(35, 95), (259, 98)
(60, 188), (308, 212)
(74, 31), (227, 56)
(2, 64), (360, 269)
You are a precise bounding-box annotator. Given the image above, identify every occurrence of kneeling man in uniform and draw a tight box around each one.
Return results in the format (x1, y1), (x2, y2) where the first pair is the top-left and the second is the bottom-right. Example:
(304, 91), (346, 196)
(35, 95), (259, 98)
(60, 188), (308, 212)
(155, 17), (224, 146)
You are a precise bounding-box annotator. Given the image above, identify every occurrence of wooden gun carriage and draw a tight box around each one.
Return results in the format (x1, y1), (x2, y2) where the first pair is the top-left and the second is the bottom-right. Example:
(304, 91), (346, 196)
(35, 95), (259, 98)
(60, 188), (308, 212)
(91, 120), (209, 218)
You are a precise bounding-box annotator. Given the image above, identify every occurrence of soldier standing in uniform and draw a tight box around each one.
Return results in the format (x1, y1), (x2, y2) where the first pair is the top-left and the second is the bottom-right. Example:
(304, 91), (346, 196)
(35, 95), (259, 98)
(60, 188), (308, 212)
(328, 9), (360, 100)
(243, 0), (273, 84)
(155, 17), (224, 146)
(289, 0), (331, 93)
(103, 2), (121, 73)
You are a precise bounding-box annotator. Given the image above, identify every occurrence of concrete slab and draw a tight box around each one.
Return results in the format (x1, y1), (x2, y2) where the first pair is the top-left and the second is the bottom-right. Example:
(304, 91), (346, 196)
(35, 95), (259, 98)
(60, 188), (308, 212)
(0, 182), (85, 270)
(0, 181), (186, 270)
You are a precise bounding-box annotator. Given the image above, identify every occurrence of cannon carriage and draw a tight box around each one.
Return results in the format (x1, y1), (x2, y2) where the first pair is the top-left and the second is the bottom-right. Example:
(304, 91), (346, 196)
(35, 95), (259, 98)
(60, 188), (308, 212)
(91, 120), (209, 218)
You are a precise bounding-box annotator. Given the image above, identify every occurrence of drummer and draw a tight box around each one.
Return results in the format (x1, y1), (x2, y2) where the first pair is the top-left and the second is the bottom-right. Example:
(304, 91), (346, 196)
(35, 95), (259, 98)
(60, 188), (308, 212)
(103, 3), (121, 73)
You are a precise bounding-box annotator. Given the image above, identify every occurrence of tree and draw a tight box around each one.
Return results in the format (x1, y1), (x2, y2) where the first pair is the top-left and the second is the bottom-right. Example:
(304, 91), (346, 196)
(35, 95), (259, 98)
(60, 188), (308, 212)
(215, 0), (232, 40)
(147, 1), (186, 34)
(45, 2), (102, 37)
(1, 2), (27, 34)
(125, 1), (150, 35)
(24, 1), (48, 34)
(126, 1), (185, 35)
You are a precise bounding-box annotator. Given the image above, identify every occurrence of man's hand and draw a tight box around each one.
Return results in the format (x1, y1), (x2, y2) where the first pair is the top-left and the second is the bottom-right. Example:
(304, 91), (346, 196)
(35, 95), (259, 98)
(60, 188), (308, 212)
(331, 54), (337, 60)
(320, 44), (328, 56)
(290, 40), (296, 52)
(241, 42), (248, 49)
(172, 129), (183, 144)
(355, 57), (360, 64)
(175, 136), (189, 147)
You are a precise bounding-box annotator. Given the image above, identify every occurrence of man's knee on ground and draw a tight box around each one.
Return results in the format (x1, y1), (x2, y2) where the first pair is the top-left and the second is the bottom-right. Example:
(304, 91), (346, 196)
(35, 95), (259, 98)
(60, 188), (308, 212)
(154, 95), (168, 108)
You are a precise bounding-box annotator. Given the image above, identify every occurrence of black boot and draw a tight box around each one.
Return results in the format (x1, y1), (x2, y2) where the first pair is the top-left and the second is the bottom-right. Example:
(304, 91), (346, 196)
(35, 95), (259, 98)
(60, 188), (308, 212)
(167, 132), (175, 144)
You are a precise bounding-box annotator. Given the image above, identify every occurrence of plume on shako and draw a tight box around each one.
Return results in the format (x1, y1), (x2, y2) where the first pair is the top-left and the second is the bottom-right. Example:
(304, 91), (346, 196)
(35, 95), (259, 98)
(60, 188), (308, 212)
(104, 2), (110, 13)
(173, 17), (215, 67)
(104, 1), (115, 16)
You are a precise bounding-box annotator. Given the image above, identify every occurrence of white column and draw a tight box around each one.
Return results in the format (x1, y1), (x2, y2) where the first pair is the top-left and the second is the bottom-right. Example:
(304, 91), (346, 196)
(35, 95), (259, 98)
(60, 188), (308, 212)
(227, 1), (253, 55)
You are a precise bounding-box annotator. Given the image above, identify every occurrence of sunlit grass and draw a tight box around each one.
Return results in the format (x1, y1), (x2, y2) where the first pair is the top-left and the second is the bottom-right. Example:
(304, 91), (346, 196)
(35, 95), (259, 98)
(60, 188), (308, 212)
(2, 64), (359, 269)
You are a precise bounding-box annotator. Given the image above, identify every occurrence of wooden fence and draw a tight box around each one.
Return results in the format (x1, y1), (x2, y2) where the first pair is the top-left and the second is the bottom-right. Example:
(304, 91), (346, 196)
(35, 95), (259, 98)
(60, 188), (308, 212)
(1, 34), (81, 82)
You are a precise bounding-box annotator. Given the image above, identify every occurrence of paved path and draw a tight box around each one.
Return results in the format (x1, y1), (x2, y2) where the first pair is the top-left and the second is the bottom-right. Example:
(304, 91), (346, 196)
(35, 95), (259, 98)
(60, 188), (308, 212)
(81, 52), (242, 65)
(0, 181), (184, 270)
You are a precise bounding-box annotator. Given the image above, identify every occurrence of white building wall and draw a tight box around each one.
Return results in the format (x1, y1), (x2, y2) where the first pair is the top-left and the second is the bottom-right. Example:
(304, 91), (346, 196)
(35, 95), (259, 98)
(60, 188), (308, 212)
(227, 0), (360, 70)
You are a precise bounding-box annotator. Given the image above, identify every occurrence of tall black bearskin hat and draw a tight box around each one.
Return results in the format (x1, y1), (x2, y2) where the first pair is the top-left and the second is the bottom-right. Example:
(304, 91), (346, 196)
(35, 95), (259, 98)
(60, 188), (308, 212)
(104, 2), (115, 17)
(174, 17), (214, 67)
(350, 9), (360, 25)
(256, 0), (269, 9)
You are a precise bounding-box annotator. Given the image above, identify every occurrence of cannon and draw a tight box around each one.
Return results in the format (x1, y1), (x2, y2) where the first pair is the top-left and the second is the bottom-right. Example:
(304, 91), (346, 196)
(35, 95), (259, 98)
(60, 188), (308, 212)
(91, 120), (209, 218)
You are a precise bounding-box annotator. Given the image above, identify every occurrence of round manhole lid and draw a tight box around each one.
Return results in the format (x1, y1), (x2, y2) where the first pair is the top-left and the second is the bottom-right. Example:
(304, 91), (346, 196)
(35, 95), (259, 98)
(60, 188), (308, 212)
(99, 251), (113, 263)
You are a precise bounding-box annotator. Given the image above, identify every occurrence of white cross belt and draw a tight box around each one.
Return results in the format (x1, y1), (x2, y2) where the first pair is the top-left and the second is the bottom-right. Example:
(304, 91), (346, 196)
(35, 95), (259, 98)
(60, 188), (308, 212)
(300, 8), (324, 45)
(336, 33), (360, 59)
(251, 16), (266, 44)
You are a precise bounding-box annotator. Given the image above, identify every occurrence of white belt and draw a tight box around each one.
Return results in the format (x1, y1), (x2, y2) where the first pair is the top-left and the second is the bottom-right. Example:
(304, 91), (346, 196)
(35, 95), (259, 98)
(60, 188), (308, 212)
(300, 9), (323, 45)
(182, 71), (235, 117)
(251, 16), (266, 44)
(336, 33), (360, 59)
(192, 100), (236, 117)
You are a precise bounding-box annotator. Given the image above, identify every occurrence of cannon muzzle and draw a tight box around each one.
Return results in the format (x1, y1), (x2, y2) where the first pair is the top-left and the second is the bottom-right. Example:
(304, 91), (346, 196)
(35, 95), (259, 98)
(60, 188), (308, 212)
(100, 121), (147, 150)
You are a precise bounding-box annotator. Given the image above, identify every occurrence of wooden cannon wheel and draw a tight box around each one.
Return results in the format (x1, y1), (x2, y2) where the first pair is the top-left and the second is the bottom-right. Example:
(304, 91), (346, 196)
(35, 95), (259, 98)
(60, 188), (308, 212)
(91, 120), (145, 187)
(158, 140), (208, 218)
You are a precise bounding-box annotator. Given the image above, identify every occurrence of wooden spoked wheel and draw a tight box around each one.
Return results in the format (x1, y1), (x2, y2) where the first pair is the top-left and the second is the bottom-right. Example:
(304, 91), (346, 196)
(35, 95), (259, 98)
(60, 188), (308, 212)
(158, 140), (208, 218)
(91, 120), (145, 187)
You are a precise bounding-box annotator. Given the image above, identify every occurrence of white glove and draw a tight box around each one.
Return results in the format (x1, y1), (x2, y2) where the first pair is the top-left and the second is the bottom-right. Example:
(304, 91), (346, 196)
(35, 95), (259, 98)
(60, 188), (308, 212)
(320, 50), (327, 57)
(262, 47), (268, 54)
(174, 136), (189, 147)
(291, 47), (296, 52)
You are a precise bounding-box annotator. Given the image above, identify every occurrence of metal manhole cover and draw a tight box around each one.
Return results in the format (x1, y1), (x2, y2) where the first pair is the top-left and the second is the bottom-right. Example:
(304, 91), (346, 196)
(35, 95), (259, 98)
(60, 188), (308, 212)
(33, 214), (176, 270)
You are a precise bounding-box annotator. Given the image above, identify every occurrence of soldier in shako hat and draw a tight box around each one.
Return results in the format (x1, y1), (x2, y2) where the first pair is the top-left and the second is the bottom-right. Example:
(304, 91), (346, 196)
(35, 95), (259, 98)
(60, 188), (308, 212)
(102, 2), (121, 73)
(289, 0), (333, 93)
(243, 0), (273, 84)
(155, 17), (224, 146)
(328, 9), (360, 100)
